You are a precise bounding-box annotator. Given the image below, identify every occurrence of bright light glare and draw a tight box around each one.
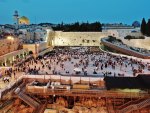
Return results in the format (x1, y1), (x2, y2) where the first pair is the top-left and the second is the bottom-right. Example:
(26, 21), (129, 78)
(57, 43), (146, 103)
(7, 36), (14, 41)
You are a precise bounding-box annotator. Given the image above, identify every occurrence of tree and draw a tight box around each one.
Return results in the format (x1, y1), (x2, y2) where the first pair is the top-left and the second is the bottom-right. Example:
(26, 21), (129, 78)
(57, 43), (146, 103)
(141, 18), (147, 35)
(52, 21), (102, 32)
(146, 19), (150, 36)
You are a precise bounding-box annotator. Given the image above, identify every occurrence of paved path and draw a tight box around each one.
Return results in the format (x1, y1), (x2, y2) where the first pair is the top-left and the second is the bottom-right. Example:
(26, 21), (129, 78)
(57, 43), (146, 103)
(0, 72), (24, 90)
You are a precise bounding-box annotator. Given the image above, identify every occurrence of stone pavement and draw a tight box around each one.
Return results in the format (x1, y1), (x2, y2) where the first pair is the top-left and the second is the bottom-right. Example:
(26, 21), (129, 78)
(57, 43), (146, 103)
(0, 72), (24, 90)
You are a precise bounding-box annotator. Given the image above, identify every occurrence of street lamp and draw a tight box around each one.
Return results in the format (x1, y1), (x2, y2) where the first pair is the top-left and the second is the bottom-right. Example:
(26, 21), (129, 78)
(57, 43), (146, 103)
(7, 36), (14, 41)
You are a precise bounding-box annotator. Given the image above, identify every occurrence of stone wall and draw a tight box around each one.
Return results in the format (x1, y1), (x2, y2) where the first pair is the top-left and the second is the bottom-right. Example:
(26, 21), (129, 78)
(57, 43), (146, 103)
(23, 44), (36, 54)
(0, 38), (21, 56)
(121, 37), (150, 50)
(47, 30), (55, 46)
(48, 31), (109, 46)
(101, 38), (150, 59)
(23, 42), (47, 55)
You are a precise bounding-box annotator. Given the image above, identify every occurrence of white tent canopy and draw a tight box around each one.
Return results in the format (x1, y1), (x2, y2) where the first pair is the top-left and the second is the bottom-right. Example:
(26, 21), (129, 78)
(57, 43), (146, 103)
(74, 68), (82, 72)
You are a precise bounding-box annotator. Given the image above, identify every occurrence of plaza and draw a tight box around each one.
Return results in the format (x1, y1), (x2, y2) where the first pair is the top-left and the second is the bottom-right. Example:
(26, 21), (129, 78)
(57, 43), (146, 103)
(0, 9), (150, 113)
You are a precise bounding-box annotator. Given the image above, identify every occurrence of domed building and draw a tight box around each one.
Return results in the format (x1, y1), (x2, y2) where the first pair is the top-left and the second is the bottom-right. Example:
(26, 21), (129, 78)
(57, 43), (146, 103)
(19, 16), (30, 25)
(132, 21), (140, 28)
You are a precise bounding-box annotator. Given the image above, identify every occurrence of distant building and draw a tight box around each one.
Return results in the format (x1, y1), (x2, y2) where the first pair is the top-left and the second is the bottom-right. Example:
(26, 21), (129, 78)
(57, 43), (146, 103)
(19, 16), (30, 25)
(102, 23), (134, 30)
(132, 21), (141, 28)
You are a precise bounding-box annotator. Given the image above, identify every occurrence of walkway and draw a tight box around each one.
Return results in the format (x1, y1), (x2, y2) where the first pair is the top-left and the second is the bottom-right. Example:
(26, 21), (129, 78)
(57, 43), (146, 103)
(0, 72), (24, 91)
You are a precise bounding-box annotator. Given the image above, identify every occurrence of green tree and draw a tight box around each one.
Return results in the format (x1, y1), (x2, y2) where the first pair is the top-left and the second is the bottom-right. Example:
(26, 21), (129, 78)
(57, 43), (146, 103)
(146, 19), (150, 36)
(141, 18), (147, 35)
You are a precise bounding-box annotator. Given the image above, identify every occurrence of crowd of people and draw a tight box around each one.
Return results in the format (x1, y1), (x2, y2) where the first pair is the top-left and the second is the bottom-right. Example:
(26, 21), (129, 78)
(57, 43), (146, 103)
(11, 47), (149, 77)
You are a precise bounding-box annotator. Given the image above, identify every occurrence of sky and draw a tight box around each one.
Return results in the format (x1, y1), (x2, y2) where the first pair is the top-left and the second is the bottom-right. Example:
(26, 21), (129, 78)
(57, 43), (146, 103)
(0, 0), (150, 25)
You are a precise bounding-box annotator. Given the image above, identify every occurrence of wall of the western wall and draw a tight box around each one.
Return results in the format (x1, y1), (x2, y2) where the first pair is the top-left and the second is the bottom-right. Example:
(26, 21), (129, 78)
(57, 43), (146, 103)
(120, 37), (150, 50)
(48, 31), (110, 46)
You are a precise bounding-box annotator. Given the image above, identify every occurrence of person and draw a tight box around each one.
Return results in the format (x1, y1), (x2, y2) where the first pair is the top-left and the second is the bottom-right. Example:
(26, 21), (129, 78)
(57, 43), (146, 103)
(3, 77), (6, 83)
(114, 72), (116, 77)
(6, 77), (10, 82)
(3, 77), (10, 83)
(14, 72), (16, 79)
(84, 71), (87, 76)
(93, 69), (97, 74)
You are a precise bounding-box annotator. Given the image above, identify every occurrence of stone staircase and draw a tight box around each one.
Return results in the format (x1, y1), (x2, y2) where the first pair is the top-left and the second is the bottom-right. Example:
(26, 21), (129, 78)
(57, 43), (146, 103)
(117, 99), (143, 110)
(15, 89), (40, 109)
(107, 100), (115, 113)
(118, 98), (150, 113)
(34, 101), (47, 113)
(18, 92), (40, 108)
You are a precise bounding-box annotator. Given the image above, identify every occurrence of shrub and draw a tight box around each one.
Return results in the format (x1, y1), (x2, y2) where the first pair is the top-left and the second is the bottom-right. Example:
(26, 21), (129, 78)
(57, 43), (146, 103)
(124, 35), (145, 40)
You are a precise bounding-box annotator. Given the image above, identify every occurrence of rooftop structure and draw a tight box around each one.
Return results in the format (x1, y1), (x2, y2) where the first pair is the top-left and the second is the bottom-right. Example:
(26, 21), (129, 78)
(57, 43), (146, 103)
(19, 16), (30, 25)
(102, 23), (134, 30)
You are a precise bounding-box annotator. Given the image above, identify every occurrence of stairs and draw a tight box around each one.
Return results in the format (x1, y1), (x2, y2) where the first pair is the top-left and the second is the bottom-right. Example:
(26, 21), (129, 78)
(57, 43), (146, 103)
(107, 100), (115, 113)
(117, 99), (143, 110)
(17, 91), (40, 109)
(34, 101), (47, 113)
(108, 104), (115, 113)
(118, 98), (150, 113)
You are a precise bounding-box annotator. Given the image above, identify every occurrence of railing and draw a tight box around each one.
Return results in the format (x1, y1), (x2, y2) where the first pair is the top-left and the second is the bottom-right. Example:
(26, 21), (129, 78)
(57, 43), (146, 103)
(0, 75), (24, 100)
(117, 98), (143, 110)
(34, 101), (47, 113)
(0, 98), (15, 110)
(119, 98), (150, 113)
(101, 38), (150, 59)
(107, 100), (115, 113)
(1, 74), (150, 100)
(136, 99), (150, 109)
(26, 88), (150, 98)
(0, 74), (103, 99)
(18, 91), (40, 109)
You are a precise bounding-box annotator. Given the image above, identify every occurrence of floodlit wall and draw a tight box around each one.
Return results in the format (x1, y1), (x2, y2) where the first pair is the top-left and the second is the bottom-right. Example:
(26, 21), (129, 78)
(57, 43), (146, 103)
(23, 44), (36, 54)
(121, 37), (150, 50)
(48, 31), (110, 46)
(106, 29), (141, 38)
(23, 42), (47, 55)
(101, 38), (150, 59)
(47, 30), (55, 46)
(0, 38), (21, 56)
(37, 42), (48, 52)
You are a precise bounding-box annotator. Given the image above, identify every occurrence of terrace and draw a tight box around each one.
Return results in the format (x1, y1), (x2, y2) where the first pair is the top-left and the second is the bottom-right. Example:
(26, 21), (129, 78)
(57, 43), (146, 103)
(101, 37), (150, 59)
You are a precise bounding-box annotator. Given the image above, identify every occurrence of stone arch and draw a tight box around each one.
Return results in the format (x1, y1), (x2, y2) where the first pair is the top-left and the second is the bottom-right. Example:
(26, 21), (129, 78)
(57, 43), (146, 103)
(20, 53), (23, 58)
(24, 52), (27, 56)
(16, 55), (19, 59)
(29, 51), (33, 55)
(0, 61), (3, 66)
(6, 58), (11, 66)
